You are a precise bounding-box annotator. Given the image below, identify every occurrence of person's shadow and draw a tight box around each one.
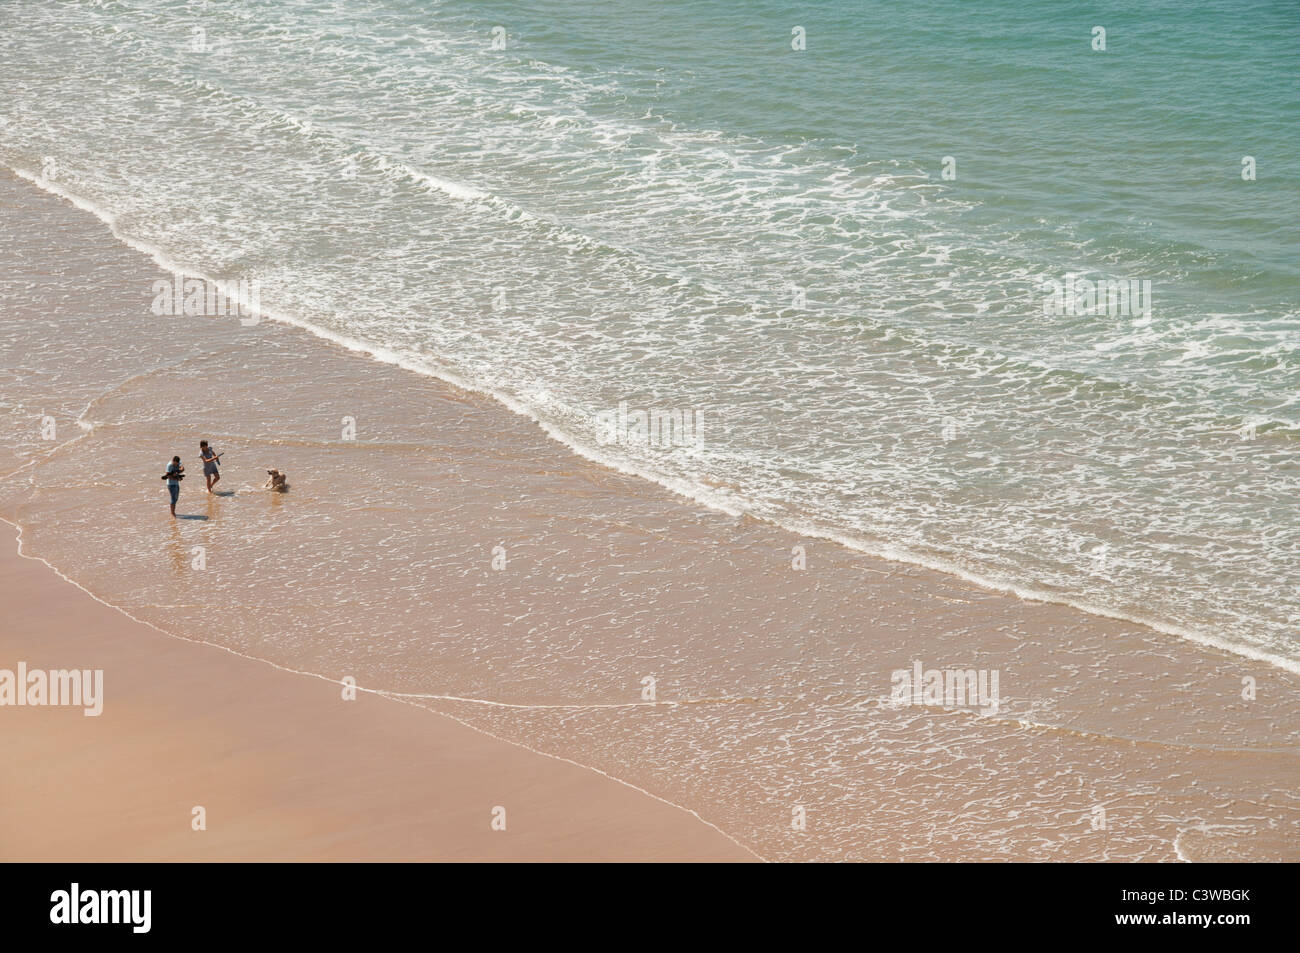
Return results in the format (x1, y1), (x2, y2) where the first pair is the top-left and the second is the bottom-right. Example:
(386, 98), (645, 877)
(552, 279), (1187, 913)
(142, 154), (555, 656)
(177, 514), (209, 520)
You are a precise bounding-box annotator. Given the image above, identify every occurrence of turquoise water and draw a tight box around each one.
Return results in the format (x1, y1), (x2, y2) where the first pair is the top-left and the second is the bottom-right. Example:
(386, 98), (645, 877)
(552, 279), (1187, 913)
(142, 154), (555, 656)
(1, 0), (1297, 665)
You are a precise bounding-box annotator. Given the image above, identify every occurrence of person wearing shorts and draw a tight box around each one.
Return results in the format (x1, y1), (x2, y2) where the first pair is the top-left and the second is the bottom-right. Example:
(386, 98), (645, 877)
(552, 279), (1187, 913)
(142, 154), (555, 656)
(200, 440), (221, 493)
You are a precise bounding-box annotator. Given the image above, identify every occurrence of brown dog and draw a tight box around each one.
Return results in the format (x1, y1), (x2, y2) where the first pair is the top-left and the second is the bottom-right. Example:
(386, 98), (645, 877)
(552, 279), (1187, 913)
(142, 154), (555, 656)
(264, 469), (288, 492)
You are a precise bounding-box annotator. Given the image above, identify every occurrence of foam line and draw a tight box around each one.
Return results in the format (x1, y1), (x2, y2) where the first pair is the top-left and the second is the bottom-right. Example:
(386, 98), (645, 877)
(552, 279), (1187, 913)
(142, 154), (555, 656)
(9, 164), (1298, 679)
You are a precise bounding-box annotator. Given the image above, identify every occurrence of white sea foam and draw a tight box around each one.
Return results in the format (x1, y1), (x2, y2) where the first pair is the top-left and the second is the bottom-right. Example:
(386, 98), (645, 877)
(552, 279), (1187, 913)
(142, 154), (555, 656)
(2, 0), (1297, 678)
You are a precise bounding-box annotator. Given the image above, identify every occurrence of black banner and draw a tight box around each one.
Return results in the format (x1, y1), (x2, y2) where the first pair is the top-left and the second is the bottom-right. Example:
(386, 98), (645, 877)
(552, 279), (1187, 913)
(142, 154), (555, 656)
(8, 862), (1288, 941)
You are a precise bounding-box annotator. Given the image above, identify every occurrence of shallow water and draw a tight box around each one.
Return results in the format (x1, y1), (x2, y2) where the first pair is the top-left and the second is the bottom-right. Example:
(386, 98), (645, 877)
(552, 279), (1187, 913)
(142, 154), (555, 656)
(2, 172), (1297, 861)
(1, 0), (1297, 669)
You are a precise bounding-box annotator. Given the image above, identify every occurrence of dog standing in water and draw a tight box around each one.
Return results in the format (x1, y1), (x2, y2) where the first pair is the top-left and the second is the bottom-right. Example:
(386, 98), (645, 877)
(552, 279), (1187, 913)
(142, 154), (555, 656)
(264, 469), (288, 492)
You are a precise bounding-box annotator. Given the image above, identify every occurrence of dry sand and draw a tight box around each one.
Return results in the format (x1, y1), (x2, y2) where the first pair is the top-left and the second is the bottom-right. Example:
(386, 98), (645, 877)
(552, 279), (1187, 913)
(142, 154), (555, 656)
(0, 521), (754, 861)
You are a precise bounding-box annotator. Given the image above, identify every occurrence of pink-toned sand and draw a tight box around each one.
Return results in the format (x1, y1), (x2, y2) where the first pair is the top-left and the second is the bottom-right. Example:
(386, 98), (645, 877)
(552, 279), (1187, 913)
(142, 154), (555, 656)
(0, 523), (753, 861)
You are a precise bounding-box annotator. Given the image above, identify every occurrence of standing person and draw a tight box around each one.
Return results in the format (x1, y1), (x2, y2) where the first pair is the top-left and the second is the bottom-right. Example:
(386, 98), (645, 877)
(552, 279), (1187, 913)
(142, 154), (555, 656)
(162, 456), (184, 517)
(199, 440), (222, 493)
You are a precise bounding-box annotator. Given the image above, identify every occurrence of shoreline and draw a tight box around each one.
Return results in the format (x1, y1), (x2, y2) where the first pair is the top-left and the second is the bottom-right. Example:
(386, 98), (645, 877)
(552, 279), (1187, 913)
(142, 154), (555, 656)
(2, 167), (1296, 861)
(6, 166), (1292, 676)
(0, 519), (757, 861)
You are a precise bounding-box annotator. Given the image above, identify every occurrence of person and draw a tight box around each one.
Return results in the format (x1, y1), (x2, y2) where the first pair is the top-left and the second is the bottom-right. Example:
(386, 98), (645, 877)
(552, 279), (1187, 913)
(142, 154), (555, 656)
(162, 456), (184, 517)
(199, 440), (222, 493)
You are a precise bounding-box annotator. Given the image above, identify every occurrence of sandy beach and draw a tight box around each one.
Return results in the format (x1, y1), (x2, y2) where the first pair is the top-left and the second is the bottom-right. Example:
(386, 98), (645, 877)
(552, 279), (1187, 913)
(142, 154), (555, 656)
(1, 166), (1296, 863)
(0, 520), (753, 861)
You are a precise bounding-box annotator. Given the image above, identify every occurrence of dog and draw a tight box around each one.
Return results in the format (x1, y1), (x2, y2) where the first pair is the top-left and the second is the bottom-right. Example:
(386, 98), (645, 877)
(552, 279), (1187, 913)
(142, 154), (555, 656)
(264, 469), (288, 492)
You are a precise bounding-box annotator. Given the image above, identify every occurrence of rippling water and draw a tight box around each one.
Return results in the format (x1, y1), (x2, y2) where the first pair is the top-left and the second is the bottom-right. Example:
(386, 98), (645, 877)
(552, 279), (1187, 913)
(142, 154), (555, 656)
(1, 0), (1297, 667)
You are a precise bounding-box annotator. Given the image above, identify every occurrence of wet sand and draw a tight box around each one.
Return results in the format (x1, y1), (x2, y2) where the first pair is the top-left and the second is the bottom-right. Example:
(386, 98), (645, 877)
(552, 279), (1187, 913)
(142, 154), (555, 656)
(0, 521), (754, 861)
(1, 169), (1296, 862)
